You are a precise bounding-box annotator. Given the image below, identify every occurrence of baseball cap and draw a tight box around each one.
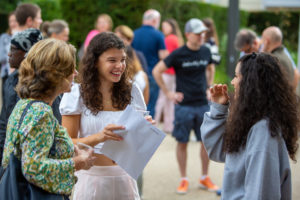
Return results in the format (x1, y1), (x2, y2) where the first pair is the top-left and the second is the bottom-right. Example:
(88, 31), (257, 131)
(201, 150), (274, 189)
(185, 18), (208, 34)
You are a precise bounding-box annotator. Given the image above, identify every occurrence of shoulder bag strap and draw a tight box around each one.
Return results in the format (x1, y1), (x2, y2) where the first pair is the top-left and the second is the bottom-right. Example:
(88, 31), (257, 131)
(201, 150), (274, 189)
(13, 100), (44, 147)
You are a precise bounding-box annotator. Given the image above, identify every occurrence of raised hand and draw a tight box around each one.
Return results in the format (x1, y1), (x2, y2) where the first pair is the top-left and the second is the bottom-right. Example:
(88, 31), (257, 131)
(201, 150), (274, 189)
(210, 84), (229, 105)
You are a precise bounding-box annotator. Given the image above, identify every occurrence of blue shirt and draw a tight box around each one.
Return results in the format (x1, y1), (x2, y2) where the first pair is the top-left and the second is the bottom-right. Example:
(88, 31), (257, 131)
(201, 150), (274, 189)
(132, 25), (166, 76)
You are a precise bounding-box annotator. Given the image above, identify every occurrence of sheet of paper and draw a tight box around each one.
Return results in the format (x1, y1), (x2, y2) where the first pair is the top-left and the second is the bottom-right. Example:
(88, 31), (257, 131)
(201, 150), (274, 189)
(100, 105), (166, 180)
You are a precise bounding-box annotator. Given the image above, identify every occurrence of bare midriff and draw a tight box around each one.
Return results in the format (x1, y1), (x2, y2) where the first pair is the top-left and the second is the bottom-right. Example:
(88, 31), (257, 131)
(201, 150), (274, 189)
(93, 153), (117, 166)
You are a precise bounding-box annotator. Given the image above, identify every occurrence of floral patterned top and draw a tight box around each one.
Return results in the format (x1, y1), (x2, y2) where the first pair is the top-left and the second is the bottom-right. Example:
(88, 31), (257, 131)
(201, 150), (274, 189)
(1, 99), (76, 195)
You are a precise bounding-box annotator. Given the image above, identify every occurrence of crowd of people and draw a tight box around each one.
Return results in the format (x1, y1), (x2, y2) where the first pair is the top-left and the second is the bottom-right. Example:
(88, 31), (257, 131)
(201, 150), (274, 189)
(0, 2), (299, 200)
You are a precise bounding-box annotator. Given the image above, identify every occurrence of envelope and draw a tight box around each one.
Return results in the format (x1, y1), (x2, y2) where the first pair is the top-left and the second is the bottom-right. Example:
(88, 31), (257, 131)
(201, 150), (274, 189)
(100, 105), (166, 180)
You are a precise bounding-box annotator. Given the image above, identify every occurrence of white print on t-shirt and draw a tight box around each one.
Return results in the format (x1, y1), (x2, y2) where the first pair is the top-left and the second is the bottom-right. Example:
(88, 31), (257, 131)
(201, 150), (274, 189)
(182, 60), (208, 68)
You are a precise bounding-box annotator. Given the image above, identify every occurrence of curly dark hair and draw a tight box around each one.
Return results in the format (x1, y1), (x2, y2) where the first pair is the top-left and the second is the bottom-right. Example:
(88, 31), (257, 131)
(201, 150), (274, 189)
(79, 32), (132, 115)
(224, 52), (299, 161)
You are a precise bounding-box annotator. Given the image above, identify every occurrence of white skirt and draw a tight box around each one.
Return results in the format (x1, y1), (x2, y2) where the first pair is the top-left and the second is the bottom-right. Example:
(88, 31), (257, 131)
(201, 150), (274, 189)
(72, 165), (140, 200)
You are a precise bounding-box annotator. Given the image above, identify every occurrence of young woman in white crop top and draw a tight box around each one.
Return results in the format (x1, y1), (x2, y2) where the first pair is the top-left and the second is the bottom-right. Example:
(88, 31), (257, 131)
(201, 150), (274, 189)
(59, 32), (147, 200)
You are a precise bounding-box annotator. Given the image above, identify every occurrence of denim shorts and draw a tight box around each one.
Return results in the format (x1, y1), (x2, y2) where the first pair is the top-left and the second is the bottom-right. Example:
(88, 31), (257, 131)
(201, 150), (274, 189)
(172, 104), (209, 143)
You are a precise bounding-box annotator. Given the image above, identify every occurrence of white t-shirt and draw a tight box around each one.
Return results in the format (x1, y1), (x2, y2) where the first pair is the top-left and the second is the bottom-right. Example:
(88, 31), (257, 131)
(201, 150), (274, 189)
(59, 83), (146, 154)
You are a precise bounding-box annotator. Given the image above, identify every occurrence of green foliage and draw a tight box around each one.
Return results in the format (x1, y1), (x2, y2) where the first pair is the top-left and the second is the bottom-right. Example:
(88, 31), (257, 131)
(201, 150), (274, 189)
(0, 0), (18, 33)
(216, 33), (230, 84)
(60, 0), (100, 48)
(0, 0), (18, 14)
(24, 0), (62, 21)
(60, 0), (150, 48)
(289, 50), (298, 65)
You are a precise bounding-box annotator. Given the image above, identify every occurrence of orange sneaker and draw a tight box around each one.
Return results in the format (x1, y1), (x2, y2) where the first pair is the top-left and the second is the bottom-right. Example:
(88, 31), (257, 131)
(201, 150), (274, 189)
(199, 176), (219, 192)
(176, 179), (189, 194)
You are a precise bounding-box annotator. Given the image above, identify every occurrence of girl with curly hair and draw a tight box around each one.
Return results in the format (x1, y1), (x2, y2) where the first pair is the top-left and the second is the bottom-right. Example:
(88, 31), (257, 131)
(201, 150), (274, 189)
(60, 32), (147, 200)
(201, 52), (299, 199)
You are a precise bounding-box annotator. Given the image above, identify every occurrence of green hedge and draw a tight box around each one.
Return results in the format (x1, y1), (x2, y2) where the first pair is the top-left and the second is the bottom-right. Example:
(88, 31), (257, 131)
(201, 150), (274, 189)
(0, 0), (18, 15)
(24, 0), (62, 20)
(60, 0), (149, 48)
(0, 0), (19, 33)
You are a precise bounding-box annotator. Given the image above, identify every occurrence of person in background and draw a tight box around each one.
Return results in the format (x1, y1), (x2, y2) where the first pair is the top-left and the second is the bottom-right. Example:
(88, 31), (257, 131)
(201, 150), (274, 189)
(2, 39), (95, 198)
(126, 46), (149, 105)
(0, 4), (44, 162)
(234, 28), (297, 70)
(0, 29), (44, 166)
(83, 13), (113, 50)
(202, 18), (220, 101)
(40, 21), (51, 38)
(201, 52), (299, 199)
(0, 12), (18, 104)
(60, 32), (147, 200)
(261, 26), (298, 90)
(203, 18), (221, 65)
(154, 18), (183, 133)
(132, 9), (168, 117)
(115, 25), (148, 73)
(234, 29), (261, 55)
(14, 3), (43, 32)
(46, 19), (69, 42)
(124, 45), (149, 198)
(153, 18), (218, 195)
(77, 14), (113, 61)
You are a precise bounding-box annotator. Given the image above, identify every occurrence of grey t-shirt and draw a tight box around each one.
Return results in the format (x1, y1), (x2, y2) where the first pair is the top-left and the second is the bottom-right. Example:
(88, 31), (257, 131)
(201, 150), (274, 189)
(201, 103), (291, 200)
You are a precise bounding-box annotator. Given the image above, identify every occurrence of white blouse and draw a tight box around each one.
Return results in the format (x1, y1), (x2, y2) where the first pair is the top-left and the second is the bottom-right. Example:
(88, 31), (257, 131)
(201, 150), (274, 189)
(133, 70), (146, 92)
(59, 83), (146, 154)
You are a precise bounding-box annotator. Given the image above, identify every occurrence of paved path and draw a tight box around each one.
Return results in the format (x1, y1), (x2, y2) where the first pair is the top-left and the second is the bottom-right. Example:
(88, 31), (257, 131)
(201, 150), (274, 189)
(143, 132), (300, 200)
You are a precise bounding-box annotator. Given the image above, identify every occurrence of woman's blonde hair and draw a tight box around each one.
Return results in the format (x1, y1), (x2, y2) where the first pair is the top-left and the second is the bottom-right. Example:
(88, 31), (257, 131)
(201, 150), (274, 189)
(125, 45), (142, 79)
(17, 39), (76, 99)
(115, 25), (134, 42)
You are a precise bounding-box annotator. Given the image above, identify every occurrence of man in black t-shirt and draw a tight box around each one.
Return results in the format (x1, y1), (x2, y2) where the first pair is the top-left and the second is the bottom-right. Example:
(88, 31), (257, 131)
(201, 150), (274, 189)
(153, 18), (219, 194)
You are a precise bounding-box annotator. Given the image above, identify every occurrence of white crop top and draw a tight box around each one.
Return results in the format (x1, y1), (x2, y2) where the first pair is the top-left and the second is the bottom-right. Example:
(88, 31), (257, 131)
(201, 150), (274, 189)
(59, 83), (147, 154)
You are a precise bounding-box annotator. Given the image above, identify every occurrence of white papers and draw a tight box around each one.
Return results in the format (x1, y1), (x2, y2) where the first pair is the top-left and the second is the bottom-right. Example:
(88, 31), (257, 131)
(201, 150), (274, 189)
(100, 105), (166, 180)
